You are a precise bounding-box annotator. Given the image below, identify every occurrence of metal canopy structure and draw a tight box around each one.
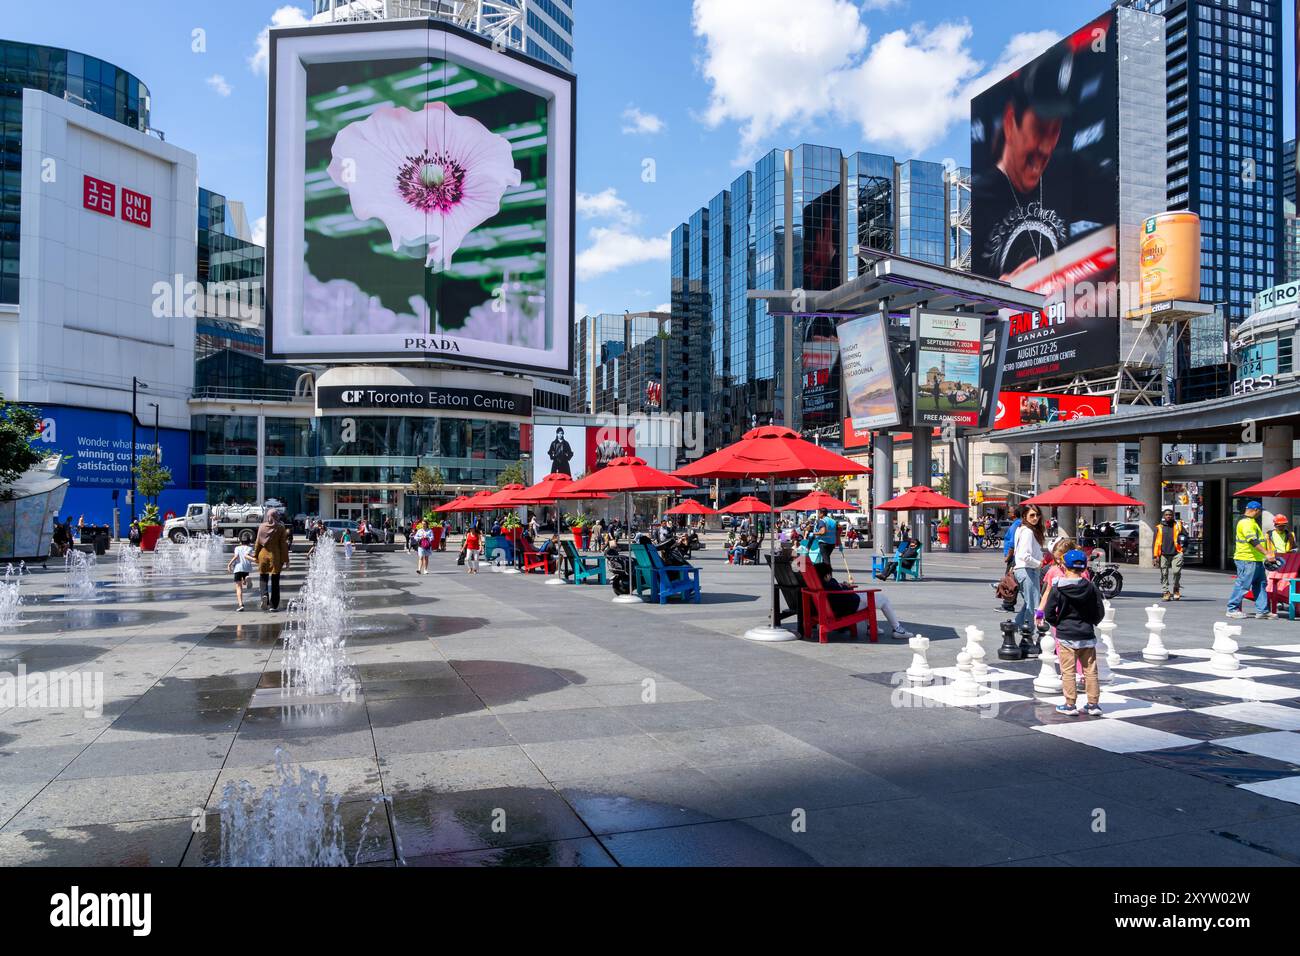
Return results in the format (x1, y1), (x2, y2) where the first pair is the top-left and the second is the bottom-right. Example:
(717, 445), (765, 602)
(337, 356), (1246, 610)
(748, 250), (1045, 317)
(994, 381), (1300, 445)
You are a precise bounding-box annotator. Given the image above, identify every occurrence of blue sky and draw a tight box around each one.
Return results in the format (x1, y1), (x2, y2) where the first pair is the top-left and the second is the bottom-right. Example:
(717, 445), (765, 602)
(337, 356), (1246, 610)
(5, 0), (1294, 319)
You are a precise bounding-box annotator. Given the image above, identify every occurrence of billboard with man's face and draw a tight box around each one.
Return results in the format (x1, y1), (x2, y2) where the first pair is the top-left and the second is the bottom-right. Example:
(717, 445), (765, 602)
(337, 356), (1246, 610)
(266, 20), (575, 376)
(971, 12), (1120, 381)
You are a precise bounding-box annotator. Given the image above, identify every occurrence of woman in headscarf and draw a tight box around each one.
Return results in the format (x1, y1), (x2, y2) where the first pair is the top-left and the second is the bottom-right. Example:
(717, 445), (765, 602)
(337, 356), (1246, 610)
(253, 510), (290, 612)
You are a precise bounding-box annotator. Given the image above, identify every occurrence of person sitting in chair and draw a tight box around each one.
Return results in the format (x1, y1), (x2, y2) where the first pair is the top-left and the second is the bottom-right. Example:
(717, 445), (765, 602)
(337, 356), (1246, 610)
(538, 533), (563, 573)
(813, 561), (912, 639)
(742, 535), (761, 564)
(875, 532), (920, 581)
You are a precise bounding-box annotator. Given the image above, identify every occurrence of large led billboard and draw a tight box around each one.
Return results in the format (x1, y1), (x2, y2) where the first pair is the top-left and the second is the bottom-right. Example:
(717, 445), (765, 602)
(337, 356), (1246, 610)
(266, 20), (575, 375)
(971, 12), (1119, 381)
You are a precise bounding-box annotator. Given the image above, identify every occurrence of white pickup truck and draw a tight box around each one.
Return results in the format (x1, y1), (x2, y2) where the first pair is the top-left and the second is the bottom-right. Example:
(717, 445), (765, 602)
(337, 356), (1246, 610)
(163, 503), (276, 545)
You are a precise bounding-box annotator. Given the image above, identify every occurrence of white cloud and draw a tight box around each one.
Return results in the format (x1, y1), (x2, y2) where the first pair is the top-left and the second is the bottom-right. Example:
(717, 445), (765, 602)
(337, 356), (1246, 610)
(251, 215), (267, 247)
(653, 303), (671, 314)
(622, 106), (666, 135)
(250, 5), (311, 77)
(206, 74), (233, 97)
(577, 227), (670, 281)
(575, 303), (591, 319)
(694, 0), (867, 160)
(576, 187), (640, 225)
(692, 0), (1061, 158)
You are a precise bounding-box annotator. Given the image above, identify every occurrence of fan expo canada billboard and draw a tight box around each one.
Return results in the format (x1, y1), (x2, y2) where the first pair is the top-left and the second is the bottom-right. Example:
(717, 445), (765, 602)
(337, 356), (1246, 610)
(971, 12), (1120, 382)
(266, 20), (575, 375)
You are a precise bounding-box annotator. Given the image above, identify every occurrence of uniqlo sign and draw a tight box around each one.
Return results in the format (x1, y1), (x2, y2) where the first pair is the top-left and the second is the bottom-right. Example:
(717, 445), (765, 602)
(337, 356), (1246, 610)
(121, 188), (152, 228)
(82, 175), (115, 216)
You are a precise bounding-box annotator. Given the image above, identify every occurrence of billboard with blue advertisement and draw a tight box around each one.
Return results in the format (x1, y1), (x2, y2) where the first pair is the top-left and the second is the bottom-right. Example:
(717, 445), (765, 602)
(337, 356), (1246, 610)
(30, 405), (196, 526)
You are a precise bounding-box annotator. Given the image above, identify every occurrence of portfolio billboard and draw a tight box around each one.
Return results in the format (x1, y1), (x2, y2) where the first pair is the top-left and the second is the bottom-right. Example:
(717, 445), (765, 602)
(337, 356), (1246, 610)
(972, 11), (1120, 380)
(266, 20), (575, 376)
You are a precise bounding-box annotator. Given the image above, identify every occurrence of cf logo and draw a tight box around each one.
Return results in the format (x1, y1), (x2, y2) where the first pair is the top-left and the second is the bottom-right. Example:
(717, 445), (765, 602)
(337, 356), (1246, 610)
(341, 390), (365, 403)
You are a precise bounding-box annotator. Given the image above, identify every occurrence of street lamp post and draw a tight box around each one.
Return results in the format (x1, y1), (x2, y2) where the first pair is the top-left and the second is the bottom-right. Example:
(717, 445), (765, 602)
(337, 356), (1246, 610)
(130, 378), (149, 518)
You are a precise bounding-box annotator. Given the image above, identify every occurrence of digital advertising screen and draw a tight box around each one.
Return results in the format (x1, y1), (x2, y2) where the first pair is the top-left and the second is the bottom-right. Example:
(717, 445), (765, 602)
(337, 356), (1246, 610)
(836, 313), (900, 432)
(913, 313), (984, 429)
(993, 391), (1113, 430)
(533, 424), (584, 483)
(799, 314), (842, 430)
(971, 12), (1120, 380)
(266, 20), (575, 375)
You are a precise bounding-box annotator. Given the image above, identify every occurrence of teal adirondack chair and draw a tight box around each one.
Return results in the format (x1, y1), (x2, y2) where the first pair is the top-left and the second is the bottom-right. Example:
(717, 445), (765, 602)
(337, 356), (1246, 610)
(561, 540), (606, 585)
(631, 542), (701, 604)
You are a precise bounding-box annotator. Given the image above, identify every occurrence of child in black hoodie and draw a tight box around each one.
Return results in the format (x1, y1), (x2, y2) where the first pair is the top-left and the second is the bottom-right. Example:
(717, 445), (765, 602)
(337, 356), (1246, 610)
(1042, 549), (1106, 717)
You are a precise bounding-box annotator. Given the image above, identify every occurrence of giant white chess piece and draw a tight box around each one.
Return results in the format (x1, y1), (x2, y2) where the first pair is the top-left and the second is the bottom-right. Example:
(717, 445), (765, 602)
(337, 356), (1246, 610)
(1033, 625), (1062, 694)
(1095, 600), (1116, 685)
(953, 650), (982, 698)
(966, 625), (989, 680)
(1142, 604), (1169, 662)
(907, 635), (933, 686)
(1211, 622), (1243, 673)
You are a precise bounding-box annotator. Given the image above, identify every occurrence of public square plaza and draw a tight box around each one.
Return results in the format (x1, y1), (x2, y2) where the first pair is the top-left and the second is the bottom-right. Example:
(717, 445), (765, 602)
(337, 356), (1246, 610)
(2, 541), (1299, 868)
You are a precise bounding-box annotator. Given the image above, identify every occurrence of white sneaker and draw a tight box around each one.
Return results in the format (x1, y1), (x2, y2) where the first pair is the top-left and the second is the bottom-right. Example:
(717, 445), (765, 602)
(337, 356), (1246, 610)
(891, 628), (912, 640)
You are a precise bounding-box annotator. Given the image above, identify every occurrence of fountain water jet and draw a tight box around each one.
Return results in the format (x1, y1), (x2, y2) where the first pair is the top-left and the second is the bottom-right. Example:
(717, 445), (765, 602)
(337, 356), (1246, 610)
(64, 550), (98, 601)
(0, 563), (24, 626)
(116, 544), (144, 587)
(283, 536), (352, 697)
(218, 749), (396, 866)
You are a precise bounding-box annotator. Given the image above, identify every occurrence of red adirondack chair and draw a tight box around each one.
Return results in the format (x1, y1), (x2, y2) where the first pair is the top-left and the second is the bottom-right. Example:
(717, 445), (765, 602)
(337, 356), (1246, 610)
(798, 561), (880, 644)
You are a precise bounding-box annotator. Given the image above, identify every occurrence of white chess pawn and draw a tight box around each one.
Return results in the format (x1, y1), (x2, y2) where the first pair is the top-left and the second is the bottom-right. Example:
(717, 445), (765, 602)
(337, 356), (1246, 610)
(1142, 603), (1169, 662)
(1211, 622), (1242, 672)
(906, 635), (933, 686)
(1033, 628), (1062, 694)
(953, 650), (981, 697)
(1102, 601), (1122, 669)
(1095, 601), (1116, 685)
(966, 625), (989, 680)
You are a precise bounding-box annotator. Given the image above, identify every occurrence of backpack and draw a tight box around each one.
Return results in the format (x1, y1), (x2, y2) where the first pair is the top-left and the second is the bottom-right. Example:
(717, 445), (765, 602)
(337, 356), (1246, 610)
(993, 569), (1020, 602)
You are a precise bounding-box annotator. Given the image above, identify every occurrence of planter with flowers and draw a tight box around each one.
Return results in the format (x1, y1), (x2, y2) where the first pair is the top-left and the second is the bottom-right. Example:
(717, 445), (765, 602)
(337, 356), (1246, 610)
(139, 504), (164, 552)
(937, 516), (952, 549)
(565, 513), (591, 550)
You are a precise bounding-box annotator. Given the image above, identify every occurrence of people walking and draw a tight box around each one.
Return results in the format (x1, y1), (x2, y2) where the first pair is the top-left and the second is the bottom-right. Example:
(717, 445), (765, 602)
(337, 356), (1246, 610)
(253, 510), (290, 613)
(227, 539), (255, 611)
(1154, 508), (1187, 602)
(1227, 500), (1273, 620)
(413, 521), (435, 574)
(1012, 505), (1045, 635)
(464, 526), (482, 574)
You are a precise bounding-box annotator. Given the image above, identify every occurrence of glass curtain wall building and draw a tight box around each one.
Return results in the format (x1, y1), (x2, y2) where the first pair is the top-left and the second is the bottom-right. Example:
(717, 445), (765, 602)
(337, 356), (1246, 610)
(310, 0), (574, 72)
(671, 145), (949, 451)
(1118, 0), (1285, 401)
(0, 40), (151, 304)
(571, 312), (668, 416)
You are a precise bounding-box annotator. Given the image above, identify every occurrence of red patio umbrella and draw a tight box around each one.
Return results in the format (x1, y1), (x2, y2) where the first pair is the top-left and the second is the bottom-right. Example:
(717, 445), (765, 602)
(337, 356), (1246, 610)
(719, 496), (773, 515)
(474, 484), (530, 509)
(784, 490), (855, 512)
(514, 473), (611, 505)
(434, 495), (468, 513)
(875, 486), (969, 511)
(447, 490), (495, 512)
(1022, 477), (1143, 508)
(1236, 466), (1300, 499)
(675, 427), (870, 642)
(664, 500), (717, 517)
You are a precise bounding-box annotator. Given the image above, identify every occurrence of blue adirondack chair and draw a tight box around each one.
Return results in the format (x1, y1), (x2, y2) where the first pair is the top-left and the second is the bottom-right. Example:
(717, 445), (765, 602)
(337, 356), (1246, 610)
(562, 540), (607, 585)
(631, 542), (701, 605)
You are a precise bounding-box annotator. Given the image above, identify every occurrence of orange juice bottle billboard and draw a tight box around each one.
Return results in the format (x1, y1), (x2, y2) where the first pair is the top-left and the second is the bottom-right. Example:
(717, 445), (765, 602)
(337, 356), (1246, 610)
(1140, 212), (1201, 305)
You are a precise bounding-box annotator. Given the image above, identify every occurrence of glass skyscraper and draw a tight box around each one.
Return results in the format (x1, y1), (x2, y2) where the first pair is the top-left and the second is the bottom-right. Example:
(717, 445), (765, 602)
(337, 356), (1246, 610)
(670, 145), (949, 451)
(0, 40), (151, 304)
(310, 0), (574, 72)
(1118, 0), (1285, 401)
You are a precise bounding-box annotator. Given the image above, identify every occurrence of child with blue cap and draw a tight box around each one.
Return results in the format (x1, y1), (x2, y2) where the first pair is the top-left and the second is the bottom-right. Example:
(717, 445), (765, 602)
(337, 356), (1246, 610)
(1041, 548), (1106, 716)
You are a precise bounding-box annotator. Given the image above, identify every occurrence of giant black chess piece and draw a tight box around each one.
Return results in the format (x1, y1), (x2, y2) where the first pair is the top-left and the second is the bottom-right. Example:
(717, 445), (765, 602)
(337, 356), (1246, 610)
(1020, 623), (1040, 660)
(997, 620), (1022, 661)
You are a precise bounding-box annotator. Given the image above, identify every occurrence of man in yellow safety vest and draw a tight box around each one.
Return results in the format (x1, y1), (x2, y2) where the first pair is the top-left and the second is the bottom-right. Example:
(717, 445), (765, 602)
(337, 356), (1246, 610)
(1228, 501), (1274, 619)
